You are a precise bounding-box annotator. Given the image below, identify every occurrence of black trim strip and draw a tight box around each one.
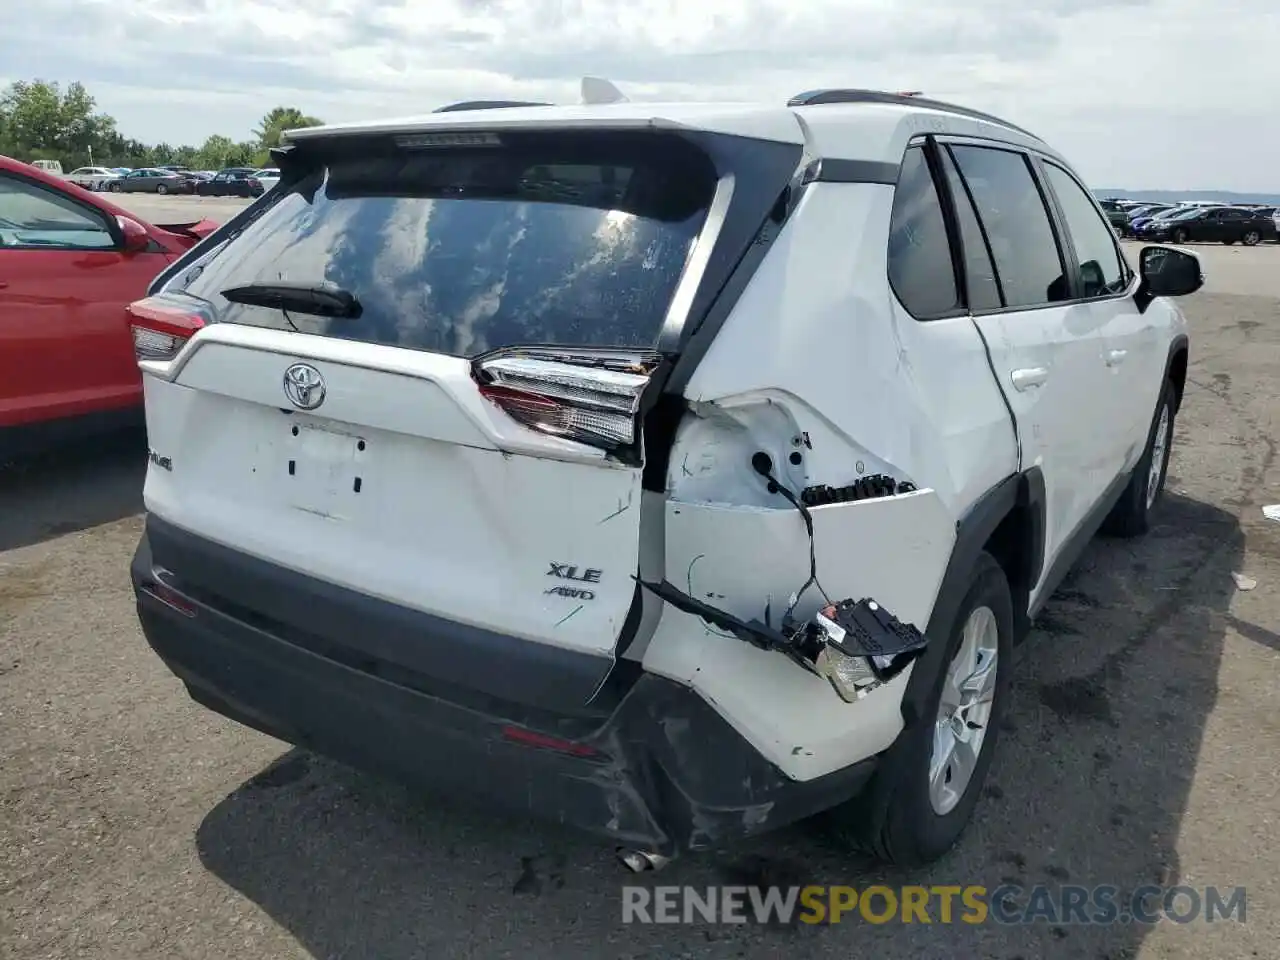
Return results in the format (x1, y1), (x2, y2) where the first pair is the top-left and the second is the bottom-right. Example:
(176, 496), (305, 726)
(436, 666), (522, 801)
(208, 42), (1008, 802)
(806, 158), (900, 185)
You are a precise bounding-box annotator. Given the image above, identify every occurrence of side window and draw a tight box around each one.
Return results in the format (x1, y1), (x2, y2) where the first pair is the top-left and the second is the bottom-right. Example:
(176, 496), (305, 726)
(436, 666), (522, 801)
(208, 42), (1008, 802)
(949, 145), (1068, 309)
(0, 175), (116, 250)
(938, 147), (1003, 312)
(887, 145), (958, 319)
(1042, 163), (1128, 298)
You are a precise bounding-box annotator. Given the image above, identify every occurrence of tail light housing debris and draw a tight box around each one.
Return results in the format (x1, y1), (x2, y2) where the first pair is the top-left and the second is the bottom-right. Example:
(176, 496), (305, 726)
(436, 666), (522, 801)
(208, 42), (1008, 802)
(128, 296), (206, 362)
(473, 350), (658, 453)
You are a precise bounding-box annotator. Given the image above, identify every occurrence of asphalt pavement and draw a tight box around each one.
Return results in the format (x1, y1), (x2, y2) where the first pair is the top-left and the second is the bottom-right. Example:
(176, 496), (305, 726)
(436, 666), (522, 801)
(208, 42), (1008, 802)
(3, 199), (1279, 959)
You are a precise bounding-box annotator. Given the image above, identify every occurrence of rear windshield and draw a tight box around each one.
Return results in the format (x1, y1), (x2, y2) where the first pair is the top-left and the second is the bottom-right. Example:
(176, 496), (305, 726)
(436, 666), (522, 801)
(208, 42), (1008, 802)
(178, 133), (717, 357)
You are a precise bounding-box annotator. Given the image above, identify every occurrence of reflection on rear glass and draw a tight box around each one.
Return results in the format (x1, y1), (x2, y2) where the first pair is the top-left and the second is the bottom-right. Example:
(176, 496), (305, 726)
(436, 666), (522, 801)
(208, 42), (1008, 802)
(183, 142), (716, 358)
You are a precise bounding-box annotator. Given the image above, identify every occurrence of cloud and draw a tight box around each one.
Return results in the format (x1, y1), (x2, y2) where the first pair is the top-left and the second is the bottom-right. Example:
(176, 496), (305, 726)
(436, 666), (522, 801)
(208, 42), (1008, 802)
(1, 0), (1276, 190)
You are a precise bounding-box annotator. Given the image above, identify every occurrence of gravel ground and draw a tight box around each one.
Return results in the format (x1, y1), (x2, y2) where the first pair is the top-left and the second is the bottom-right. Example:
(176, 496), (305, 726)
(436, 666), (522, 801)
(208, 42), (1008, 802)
(2, 204), (1279, 959)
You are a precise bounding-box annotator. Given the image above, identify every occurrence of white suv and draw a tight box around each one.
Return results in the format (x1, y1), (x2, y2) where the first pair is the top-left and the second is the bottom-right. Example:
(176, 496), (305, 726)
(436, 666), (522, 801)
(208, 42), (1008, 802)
(128, 88), (1201, 867)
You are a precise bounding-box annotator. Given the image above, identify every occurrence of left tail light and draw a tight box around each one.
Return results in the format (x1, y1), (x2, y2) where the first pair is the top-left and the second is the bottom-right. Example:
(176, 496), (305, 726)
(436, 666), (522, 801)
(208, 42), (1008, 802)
(128, 297), (206, 361)
(473, 351), (657, 451)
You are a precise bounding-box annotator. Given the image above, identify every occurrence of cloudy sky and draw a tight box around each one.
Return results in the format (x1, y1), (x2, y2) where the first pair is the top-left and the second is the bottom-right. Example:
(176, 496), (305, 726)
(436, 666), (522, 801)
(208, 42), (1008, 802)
(2, 0), (1276, 192)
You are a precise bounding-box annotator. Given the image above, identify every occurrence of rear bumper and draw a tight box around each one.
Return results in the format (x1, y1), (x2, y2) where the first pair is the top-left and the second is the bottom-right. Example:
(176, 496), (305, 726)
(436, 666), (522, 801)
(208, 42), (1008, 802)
(131, 519), (877, 853)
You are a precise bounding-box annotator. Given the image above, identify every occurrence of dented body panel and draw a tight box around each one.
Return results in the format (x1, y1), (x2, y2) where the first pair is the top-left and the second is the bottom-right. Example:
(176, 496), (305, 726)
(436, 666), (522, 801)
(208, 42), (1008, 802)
(643, 490), (955, 781)
(678, 182), (1018, 519)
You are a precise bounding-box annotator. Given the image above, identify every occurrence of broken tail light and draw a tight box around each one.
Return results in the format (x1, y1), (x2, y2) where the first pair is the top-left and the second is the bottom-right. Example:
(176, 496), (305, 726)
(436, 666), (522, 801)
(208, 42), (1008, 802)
(473, 351), (655, 451)
(128, 296), (206, 362)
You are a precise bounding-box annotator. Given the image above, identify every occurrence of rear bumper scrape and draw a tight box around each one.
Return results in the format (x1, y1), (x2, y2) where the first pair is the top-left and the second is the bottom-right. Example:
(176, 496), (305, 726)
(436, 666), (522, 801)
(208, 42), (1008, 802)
(131, 523), (877, 854)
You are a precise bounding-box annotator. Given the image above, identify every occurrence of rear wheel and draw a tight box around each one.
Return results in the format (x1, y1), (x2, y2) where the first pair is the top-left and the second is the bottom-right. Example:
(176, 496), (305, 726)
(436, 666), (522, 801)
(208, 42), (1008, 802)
(156, 184), (168, 195)
(1173, 228), (1189, 243)
(833, 551), (1014, 865)
(1102, 378), (1176, 538)
(1242, 230), (1261, 246)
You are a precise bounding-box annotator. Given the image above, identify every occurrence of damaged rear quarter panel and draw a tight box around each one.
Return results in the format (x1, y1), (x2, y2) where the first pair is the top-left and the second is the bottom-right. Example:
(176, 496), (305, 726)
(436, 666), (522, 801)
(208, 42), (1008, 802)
(641, 488), (955, 782)
(637, 181), (1016, 782)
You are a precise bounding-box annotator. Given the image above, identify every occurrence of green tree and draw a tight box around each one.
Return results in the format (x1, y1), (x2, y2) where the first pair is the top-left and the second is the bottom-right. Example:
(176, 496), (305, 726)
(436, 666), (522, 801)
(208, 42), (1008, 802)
(225, 140), (263, 167)
(0, 79), (116, 168)
(195, 134), (234, 170)
(254, 106), (323, 150)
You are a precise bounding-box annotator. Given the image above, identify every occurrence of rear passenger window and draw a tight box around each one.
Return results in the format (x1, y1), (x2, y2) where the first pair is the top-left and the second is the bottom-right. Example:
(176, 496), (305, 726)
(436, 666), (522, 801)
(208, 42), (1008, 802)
(887, 146), (958, 318)
(1043, 163), (1128, 297)
(949, 146), (1068, 309)
(938, 148), (1003, 312)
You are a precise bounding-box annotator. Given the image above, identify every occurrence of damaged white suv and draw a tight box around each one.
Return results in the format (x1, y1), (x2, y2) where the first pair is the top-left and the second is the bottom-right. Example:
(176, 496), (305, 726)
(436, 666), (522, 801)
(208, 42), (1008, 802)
(129, 88), (1200, 867)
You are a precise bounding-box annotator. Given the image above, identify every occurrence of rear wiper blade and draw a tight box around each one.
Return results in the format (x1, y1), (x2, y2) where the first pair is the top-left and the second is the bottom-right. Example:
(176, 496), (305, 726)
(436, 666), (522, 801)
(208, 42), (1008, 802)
(219, 280), (362, 319)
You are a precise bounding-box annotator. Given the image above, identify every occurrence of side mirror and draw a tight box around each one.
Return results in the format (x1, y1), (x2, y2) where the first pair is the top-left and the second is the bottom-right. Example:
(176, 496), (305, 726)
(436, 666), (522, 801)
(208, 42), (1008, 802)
(1135, 245), (1202, 311)
(115, 215), (151, 254)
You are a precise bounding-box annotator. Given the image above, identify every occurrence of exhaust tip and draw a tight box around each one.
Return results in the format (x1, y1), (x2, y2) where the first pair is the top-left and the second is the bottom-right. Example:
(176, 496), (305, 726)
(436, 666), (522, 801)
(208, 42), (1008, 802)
(616, 848), (672, 873)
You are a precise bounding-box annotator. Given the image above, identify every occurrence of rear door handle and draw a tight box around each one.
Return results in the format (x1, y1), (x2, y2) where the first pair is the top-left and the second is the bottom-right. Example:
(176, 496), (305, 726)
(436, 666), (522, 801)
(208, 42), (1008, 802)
(1105, 349), (1128, 367)
(1010, 366), (1050, 391)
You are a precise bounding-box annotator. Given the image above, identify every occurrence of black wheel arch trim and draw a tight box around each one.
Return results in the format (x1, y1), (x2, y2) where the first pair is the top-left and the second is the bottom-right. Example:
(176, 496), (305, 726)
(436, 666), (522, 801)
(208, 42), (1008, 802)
(905, 467), (1045, 727)
(1162, 333), (1190, 411)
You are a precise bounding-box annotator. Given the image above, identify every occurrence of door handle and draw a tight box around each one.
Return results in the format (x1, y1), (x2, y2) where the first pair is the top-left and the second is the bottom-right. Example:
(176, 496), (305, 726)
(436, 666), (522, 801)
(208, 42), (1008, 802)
(1010, 366), (1050, 391)
(1105, 349), (1128, 367)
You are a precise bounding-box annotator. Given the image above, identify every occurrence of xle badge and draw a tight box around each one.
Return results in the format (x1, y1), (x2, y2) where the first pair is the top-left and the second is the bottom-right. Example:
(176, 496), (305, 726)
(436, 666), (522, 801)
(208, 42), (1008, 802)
(545, 562), (602, 600)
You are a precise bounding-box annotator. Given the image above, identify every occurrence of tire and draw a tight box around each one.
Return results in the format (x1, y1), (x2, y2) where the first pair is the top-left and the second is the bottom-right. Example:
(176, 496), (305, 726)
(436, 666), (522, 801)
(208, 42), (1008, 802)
(833, 551), (1014, 866)
(156, 184), (168, 195)
(1101, 378), (1176, 538)
(109, 181), (121, 193)
(1242, 230), (1261, 246)
(1173, 228), (1188, 244)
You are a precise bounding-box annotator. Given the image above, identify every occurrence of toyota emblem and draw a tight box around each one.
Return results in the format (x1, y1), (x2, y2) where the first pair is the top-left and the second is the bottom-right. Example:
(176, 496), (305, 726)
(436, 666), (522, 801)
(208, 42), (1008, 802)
(283, 363), (326, 410)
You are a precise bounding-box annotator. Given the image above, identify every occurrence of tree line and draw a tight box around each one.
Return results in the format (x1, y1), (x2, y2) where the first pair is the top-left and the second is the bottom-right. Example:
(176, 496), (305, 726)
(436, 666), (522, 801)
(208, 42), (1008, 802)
(0, 79), (323, 171)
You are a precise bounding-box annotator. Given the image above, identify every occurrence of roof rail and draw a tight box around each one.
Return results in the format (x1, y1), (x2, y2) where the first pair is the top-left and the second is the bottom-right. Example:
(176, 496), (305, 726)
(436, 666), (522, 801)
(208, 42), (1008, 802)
(432, 100), (552, 114)
(787, 88), (1041, 141)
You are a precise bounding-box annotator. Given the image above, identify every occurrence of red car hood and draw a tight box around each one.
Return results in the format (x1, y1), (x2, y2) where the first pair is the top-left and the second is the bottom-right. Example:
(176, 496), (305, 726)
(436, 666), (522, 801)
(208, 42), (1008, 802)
(152, 219), (220, 249)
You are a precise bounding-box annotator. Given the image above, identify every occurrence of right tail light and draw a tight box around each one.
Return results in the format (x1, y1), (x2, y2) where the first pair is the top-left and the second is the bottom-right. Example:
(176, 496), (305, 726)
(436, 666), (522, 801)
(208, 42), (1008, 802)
(473, 351), (657, 451)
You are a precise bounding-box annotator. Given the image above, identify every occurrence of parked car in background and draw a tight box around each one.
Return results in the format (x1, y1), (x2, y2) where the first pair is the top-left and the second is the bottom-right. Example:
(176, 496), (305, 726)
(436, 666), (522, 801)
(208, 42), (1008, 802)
(1130, 205), (1200, 236)
(252, 167), (280, 192)
(1143, 206), (1275, 245)
(1118, 203), (1175, 237)
(1103, 205), (1129, 233)
(66, 166), (121, 191)
(0, 155), (219, 457)
(30, 159), (63, 175)
(195, 167), (264, 198)
(109, 168), (196, 195)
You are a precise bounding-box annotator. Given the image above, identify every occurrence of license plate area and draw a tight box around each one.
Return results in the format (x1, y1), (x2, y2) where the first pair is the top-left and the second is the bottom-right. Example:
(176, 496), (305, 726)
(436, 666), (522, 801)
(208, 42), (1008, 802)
(283, 420), (368, 518)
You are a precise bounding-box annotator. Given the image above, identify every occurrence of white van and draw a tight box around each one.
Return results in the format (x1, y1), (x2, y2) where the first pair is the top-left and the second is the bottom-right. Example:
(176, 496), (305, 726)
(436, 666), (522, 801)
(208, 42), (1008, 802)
(30, 159), (63, 175)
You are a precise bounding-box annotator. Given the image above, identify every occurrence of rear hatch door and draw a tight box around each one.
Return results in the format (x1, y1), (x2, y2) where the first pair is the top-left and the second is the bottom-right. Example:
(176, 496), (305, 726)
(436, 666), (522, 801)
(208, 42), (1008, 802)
(137, 125), (799, 710)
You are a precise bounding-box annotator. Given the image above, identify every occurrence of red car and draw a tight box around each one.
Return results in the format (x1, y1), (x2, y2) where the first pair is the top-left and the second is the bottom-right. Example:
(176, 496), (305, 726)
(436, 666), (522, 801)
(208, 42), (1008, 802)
(0, 155), (218, 457)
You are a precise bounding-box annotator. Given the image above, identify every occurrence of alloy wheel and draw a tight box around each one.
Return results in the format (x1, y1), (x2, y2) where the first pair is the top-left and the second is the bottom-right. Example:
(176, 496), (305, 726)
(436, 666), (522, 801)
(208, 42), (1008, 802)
(1146, 402), (1171, 509)
(929, 606), (999, 816)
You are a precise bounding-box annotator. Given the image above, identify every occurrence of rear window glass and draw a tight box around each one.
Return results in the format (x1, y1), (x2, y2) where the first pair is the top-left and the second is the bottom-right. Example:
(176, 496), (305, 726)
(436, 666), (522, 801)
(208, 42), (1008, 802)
(178, 135), (717, 357)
